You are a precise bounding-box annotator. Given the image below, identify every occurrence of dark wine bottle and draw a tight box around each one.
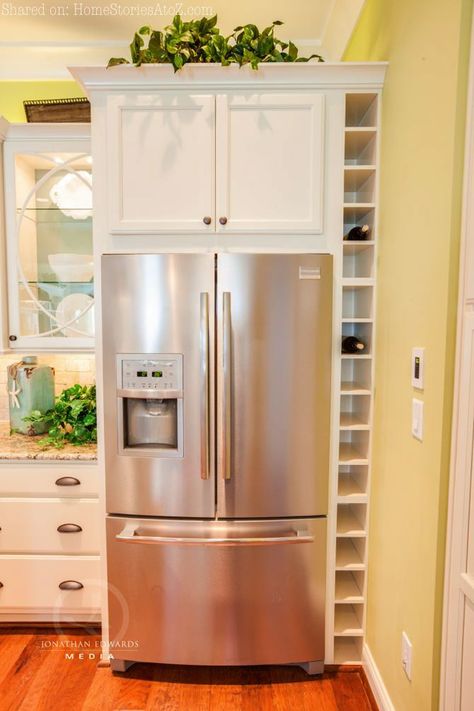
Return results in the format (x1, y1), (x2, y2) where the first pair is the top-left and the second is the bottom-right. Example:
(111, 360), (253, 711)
(342, 336), (366, 354)
(344, 224), (370, 241)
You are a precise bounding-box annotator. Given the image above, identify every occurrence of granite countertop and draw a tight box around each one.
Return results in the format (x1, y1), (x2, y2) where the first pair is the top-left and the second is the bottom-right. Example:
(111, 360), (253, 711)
(0, 422), (97, 461)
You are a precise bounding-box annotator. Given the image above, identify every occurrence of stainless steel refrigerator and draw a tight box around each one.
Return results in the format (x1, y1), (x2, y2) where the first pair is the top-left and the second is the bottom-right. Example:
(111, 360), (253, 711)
(102, 253), (333, 673)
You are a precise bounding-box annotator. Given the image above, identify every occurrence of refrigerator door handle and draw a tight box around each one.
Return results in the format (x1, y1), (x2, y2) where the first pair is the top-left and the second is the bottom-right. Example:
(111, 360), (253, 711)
(200, 292), (210, 480)
(222, 291), (232, 480)
(116, 524), (314, 546)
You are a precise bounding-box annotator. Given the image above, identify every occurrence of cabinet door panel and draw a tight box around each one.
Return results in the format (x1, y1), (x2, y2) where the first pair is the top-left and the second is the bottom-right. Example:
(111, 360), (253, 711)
(216, 93), (325, 234)
(107, 94), (215, 233)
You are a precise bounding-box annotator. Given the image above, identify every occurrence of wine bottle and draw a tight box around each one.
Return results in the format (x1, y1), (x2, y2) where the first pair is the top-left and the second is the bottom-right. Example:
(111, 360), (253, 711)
(342, 336), (366, 354)
(344, 224), (370, 241)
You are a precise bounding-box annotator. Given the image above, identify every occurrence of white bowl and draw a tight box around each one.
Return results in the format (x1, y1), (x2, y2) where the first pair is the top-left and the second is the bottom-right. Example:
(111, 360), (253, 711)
(48, 253), (93, 283)
(49, 171), (92, 220)
(55, 293), (94, 337)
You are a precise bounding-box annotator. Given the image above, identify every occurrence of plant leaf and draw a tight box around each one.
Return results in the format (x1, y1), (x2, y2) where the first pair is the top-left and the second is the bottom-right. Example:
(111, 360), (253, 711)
(288, 41), (298, 61)
(149, 30), (163, 53)
(299, 53), (324, 63)
(129, 32), (144, 64)
(107, 57), (130, 68)
(173, 53), (184, 70)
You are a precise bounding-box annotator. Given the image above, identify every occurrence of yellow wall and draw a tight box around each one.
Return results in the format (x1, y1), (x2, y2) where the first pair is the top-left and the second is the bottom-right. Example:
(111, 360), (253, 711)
(344, 1), (472, 709)
(0, 81), (84, 122)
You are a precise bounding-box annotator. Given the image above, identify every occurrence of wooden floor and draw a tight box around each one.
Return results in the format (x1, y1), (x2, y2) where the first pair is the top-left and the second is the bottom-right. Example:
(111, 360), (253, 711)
(0, 628), (377, 711)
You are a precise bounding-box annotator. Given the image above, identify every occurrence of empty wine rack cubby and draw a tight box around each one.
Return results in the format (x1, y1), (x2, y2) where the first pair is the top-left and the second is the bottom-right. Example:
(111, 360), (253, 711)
(331, 92), (380, 665)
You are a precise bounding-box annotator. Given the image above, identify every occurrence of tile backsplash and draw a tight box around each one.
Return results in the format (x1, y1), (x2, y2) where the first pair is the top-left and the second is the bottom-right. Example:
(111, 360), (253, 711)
(0, 354), (95, 422)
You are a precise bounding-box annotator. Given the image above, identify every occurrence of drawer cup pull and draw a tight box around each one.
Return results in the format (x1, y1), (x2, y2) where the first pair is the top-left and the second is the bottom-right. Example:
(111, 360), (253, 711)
(57, 523), (83, 533)
(55, 476), (81, 487)
(59, 580), (83, 591)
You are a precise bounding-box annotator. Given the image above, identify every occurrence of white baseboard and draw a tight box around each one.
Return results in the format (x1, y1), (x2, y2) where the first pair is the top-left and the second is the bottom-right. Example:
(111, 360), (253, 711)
(362, 643), (396, 711)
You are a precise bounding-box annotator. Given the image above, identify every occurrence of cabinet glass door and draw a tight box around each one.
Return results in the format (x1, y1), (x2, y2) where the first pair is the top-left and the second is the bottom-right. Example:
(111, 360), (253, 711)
(9, 152), (94, 348)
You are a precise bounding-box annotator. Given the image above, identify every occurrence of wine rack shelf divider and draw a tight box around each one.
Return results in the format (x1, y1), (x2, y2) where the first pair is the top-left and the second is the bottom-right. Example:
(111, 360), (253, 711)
(332, 91), (380, 664)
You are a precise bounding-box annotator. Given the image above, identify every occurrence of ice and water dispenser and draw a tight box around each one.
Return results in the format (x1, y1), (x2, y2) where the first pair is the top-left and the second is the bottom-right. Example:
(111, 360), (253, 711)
(117, 354), (183, 456)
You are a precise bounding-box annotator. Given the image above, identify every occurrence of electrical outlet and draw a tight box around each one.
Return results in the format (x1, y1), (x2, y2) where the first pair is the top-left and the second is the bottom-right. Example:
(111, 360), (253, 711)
(401, 631), (413, 680)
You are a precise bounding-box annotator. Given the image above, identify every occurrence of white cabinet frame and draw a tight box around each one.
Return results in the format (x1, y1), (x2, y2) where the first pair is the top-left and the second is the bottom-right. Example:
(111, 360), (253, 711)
(70, 62), (388, 665)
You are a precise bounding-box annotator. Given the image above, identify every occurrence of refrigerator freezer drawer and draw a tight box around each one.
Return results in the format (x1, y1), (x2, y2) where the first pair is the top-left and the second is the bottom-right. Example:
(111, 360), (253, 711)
(106, 516), (326, 667)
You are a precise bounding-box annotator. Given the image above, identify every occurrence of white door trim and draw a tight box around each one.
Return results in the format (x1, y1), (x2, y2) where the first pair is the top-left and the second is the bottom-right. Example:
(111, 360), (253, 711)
(440, 13), (474, 711)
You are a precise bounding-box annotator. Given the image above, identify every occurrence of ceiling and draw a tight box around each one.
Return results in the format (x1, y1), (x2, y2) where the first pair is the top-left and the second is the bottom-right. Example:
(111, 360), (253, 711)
(0, 0), (365, 79)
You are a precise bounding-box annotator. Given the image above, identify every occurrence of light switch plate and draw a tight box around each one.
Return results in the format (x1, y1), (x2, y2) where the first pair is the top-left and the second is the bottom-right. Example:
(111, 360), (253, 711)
(412, 399), (424, 441)
(412, 347), (425, 389)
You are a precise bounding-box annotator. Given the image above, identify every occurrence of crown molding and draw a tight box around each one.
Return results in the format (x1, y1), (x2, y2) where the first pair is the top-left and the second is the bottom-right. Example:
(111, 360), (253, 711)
(70, 62), (388, 94)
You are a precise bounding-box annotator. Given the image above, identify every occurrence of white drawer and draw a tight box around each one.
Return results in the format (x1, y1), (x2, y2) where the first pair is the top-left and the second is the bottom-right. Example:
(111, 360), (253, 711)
(0, 463), (99, 497)
(0, 555), (101, 612)
(0, 498), (101, 554)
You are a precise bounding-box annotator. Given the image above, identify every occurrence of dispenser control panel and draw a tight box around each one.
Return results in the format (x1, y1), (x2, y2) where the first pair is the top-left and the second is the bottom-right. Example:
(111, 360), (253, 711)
(119, 354), (182, 391)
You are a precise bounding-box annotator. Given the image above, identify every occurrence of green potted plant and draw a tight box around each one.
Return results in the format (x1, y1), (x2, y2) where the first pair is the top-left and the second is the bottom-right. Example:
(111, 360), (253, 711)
(108, 15), (323, 72)
(23, 384), (97, 449)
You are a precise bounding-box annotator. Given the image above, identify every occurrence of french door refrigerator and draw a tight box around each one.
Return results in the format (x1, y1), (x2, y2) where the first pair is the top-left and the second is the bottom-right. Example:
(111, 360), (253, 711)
(102, 253), (333, 673)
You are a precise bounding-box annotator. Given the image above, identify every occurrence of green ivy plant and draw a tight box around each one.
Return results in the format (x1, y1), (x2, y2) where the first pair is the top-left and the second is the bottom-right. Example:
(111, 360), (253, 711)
(108, 15), (323, 72)
(23, 384), (97, 449)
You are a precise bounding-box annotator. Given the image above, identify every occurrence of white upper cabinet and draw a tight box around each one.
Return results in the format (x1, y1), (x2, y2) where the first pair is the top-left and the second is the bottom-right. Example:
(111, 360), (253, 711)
(216, 93), (324, 234)
(71, 63), (387, 251)
(106, 90), (324, 236)
(107, 93), (215, 234)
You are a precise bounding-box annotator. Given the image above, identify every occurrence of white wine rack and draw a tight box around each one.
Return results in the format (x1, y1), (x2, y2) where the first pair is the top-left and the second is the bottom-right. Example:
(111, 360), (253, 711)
(332, 92), (380, 664)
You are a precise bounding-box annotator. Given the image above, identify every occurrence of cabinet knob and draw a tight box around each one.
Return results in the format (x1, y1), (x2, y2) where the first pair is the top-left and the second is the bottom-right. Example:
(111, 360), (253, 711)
(57, 523), (83, 533)
(8, 335), (17, 342)
(203, 216), (212, 225)
(55, 476), (81, 487)
(59, 580), (83, 591)
(0, 582), (3, 588)
(219, 217), (228, 225)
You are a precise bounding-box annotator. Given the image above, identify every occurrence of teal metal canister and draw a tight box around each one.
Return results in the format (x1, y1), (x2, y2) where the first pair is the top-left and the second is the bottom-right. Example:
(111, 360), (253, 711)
(7, 356), (55, 435)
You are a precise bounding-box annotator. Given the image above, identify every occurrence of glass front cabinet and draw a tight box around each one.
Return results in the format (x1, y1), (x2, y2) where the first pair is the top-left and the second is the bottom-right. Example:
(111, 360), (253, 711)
(2, 124), (93, 350)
